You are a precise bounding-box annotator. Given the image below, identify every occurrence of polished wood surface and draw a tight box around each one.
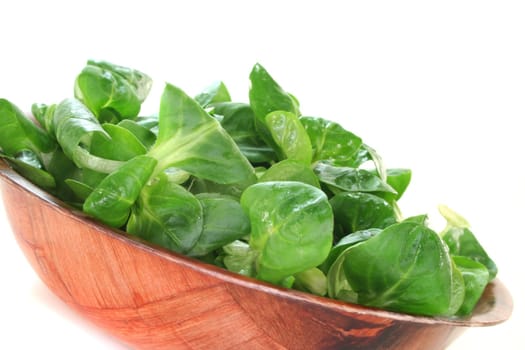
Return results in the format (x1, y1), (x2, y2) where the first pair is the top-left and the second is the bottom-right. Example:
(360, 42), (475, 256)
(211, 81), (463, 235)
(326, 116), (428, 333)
(0, 160), (513, 350)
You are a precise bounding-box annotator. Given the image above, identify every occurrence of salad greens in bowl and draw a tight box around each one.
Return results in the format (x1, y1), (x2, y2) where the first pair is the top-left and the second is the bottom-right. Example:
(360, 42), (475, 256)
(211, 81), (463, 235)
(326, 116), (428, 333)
(0, 60), (507, 328)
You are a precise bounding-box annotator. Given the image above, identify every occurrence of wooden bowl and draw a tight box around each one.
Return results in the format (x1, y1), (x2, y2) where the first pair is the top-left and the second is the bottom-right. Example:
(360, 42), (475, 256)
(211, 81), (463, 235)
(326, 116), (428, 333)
(0, 159), (512, 350)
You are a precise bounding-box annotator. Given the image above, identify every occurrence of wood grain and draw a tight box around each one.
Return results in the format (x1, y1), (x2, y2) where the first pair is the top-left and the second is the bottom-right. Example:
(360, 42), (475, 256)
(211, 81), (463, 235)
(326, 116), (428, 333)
(0, 160), (512, 350)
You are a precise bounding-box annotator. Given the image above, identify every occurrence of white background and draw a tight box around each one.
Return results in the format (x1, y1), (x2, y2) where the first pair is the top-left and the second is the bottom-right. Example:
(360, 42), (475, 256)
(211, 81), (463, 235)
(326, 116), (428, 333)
(0, 1), (524, 349)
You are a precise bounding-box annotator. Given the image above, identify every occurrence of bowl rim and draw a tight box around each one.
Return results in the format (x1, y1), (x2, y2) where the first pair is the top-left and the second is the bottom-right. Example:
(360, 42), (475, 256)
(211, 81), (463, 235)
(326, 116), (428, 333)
(0, 159), (513, 327)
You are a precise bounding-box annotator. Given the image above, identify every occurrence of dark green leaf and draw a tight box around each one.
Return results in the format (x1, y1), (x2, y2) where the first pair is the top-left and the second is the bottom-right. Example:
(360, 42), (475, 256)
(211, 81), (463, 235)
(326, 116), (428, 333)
(342, 222), (465, 316)
(300, 116), (363, 166)
(74, 60), (152, 120)
(249, 63), (300, 120)
(442, 228), (498, 281)
(83, 155), (157, 227)
(384, 168), (412, 201)
(323, 228), (381, 276)
(314, 161), (396, 194)
(0, 99), (56, 156)
(210, 102), (276, 163)
(0, 152), (55, 190)
(64, 179), (94, 201)
(127, 172), (203, 254)
(330, 192), (397, 242)
(249, 63), (300, 148)
(452, 256), (490, 316)
(241, 181), (333, 285)
(187, 193), (250, 257)
(440, 205), (498, 280)
(189, 175), (255, 199)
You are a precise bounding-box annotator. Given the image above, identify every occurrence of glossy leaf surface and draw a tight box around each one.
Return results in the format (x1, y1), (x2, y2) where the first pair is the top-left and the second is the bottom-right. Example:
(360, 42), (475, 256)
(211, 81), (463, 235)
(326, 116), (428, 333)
(148, 84), (255, 184)
(127, 172), (203, 254)
(74, 60), (152, 120)
(0, 99), (55, 156)
(210, 102), (275, 163)
(453, 256), (490, 316)
(300, 116), (362, 166)
(241, 181), (333, 284)
(440, 205), (498, 280)
(385, 168), (412, 200)
(341, 222), (465, 316)
(83, 155), (157, 227)
(187, 194), (250, 257)
(314, 161), (396, 194)
(265, 111), (312, 164)
(330, 192), (397, 240)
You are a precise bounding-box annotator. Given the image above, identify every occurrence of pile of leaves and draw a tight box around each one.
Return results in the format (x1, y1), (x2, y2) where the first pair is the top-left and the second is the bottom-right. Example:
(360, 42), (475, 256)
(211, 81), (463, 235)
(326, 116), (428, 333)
(0, 60), (497, 317)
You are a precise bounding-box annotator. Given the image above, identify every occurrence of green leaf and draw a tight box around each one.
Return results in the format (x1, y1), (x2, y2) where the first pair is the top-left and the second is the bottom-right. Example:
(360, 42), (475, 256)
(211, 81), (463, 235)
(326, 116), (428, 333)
(249, 63), (300, 148)
(265, 111), (312, 164)
(323, 228), (381, 276)
(43, 148), (89, 202)
(452, 256), (490, 316)
(314, 161), (396, 194)
(83, 155), (157, 227)
(222, 240), (258, 277)
(64, 179), (94, 201)
(403, 214), (429, 225)
(249, 63), (300, 120)
(74, 60), (152, 121)
(52, 98), (124, 173)
(135, 115), (159, 132)
(440, 205), (497, 280)
(300, 116), (363, 166)
(127, 172), (203, 254)
(117, 119), (158, 150)
(440, 205), (498, 280)
(259, 159), (320, 188)
(31, 103), (50, 130)
(341, 222), (465, 316)
(189, 176), (256, 199)
(385, 168), (412, 201)
(363, 144), (387, 181)
(148, 83), (255, 184)
(0, 152), (55, 190)
(210, 102), (276, 163)
(195, 81), (231, 107)
(187, 193), (251, 257)
(90, 123), (147, 161)
(330, 192), (397, 240)
(293, 267), (327, 296)
(0, 99), (56, 156)
(241, 181), (333, 284)
(326, 245), (356, 301)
